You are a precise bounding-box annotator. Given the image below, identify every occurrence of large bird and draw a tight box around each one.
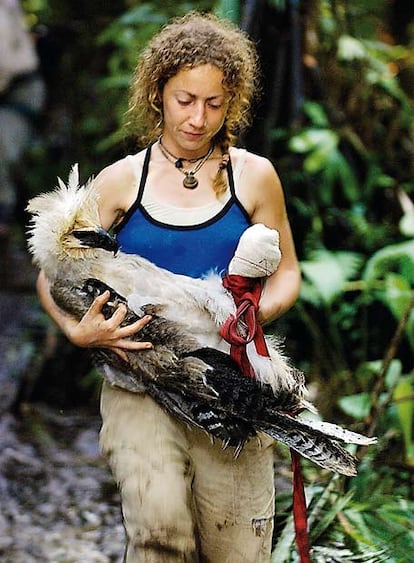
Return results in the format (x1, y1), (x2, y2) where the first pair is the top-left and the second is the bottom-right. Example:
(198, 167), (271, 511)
(27, 166), (376, 475)
(27, 166), (295, 392)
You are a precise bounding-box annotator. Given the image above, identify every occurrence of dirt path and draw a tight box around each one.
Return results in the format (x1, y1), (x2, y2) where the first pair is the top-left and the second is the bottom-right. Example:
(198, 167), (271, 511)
(0, 406), (125, 562)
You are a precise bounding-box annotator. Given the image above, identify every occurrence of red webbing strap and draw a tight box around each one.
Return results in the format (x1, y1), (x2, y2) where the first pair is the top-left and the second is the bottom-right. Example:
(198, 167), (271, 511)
(221, 273), (311, 563)
(220, 274), (269, 378)
(291, 450), (311, 562)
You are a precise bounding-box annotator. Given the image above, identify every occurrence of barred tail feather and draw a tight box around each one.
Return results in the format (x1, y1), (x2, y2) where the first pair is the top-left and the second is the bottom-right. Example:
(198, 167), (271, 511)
(296, 417), (377, 446)
(259, 422), (359, 476)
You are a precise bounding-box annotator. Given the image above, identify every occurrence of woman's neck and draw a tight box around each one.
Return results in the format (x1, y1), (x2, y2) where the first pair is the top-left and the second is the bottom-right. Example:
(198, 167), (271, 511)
(159, 131), (221, 161)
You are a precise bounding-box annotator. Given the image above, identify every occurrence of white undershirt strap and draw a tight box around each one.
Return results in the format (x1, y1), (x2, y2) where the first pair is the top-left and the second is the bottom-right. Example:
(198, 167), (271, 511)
(126, 154), (143, 185)
(231, 148), (246, 187)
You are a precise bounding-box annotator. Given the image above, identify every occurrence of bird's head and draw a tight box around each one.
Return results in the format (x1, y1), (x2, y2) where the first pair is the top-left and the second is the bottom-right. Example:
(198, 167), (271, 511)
(27, 164), (119, 279)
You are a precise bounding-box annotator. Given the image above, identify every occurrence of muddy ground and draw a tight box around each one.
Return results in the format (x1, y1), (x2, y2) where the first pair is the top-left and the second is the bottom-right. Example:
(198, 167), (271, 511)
(0, 242), (125, 562)
(0, 407), (125, 563)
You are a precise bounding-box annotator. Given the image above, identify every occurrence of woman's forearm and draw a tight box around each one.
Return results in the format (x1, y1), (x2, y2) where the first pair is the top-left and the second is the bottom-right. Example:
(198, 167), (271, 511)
(258, 266), (301, 324)
(36, 270), (79, 337)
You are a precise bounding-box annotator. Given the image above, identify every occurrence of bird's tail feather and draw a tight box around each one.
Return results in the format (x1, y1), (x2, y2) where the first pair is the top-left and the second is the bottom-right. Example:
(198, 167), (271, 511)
(258, 422), (359, 476)
(295, 417), (377, 446)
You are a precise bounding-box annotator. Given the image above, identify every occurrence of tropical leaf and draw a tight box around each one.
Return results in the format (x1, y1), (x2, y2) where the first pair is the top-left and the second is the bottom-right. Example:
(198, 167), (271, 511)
(346, 506), (414, 562)
(362, 240), (414, 286)
(337, 35), (367, 60)
(272, 478), (394, 562)
(300, 250), (364, 306)
(338, 392), (372, 420)
(399, 212), (414, 237)
(303, 101), (329, 128)
(312, 544), (389, 562)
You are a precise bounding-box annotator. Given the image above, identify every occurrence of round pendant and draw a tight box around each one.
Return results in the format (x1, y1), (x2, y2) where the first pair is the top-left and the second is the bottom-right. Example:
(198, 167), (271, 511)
(183, 173), (198, 189)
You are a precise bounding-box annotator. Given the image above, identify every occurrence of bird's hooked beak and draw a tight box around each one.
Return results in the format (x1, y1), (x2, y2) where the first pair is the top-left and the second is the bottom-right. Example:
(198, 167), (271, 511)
(73, 227), (119, 254)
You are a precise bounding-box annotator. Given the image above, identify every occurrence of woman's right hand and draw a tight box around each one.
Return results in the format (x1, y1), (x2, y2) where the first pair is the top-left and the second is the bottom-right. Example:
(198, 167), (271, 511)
(37, 270), (152, 361)
(63, 290), (153, 359)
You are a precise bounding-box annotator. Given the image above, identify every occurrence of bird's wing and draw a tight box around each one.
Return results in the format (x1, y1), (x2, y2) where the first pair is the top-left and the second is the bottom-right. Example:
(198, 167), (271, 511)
(98, 363), (147, 393)
(145, 376), (256, 448)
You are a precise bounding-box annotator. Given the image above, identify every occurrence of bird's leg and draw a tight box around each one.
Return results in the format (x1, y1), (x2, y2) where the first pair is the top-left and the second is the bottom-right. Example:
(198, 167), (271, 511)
(83, 278), (128, 307)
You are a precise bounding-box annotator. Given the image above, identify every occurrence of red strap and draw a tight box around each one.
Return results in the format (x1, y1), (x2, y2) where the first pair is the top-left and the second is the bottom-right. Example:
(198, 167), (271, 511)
(291, 450), (311, 562)
(221, 273), (311, 563)
(220, 274), (269, 378)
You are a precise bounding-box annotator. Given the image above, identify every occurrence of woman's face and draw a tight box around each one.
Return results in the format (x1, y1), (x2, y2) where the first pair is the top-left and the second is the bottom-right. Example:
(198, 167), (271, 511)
(161, 64), (229, 156)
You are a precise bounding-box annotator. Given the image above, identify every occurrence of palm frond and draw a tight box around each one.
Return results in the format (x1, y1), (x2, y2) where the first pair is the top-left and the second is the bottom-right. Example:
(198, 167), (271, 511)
(271, 475), (400, 562)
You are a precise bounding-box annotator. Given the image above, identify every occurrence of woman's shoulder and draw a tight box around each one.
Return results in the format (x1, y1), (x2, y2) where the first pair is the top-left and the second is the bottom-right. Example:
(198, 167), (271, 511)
(231, 147), (280, 186)
(95, 149), (147, 187)
(92, 149), (147, 225)
(232, 147), (283, 217)
(231, 147), (276, 174)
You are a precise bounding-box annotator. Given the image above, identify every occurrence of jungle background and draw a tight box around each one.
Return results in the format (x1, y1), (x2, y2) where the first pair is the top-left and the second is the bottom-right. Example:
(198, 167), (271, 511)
(1, 0), (414, 561)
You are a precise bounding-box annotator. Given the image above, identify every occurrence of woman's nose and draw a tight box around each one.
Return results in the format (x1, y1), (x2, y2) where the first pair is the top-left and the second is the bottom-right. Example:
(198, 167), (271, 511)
(189, 103), (206, 128)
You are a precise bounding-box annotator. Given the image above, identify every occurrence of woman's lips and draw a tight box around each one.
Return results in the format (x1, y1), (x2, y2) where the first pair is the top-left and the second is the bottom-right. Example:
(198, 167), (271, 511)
(183, 131), (205, 140)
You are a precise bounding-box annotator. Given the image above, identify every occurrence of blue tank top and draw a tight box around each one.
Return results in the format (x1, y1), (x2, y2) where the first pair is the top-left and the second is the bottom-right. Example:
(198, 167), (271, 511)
(115, 145), (251, 278)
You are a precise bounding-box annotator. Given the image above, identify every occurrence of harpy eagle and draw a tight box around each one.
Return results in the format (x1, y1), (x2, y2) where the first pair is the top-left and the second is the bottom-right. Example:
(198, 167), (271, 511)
(26, 166), (376, 475)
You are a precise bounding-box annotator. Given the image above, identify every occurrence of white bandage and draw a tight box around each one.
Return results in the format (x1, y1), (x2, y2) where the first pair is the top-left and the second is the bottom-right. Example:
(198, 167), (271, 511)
(228, 223), (281, 278)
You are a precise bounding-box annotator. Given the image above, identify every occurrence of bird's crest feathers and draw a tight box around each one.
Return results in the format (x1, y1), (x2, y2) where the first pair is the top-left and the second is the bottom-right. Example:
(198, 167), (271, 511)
(26, 164), (101, 277)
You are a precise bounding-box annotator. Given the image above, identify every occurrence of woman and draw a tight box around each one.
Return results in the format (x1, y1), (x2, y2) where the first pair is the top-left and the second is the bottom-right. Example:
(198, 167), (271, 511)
(37, 12), (301, 562)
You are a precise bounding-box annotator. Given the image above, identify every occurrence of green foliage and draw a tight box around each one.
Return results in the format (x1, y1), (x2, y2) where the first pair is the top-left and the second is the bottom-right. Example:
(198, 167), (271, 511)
(288, 107), (359, 206)
(272, 470), (414, 562)
(278, 0), (414, 375)
(339, 392), (373, 420)
(393, 375), (414, 462)
(94, 3), (169, 153)
(342, 469), (414, 562)
(214, 0), (240, 22)
(271, 1), (414, 557)
(272, 477), (402, 562)
(362, 243), (414, 349)
(300, 249), (363, 306)
(363, 241), (414, 287)
(338, 357), (414, 464)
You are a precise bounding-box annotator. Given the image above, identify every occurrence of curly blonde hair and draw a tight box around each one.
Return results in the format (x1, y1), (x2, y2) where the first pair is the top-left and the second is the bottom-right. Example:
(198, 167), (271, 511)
(126, 12), (260, 195)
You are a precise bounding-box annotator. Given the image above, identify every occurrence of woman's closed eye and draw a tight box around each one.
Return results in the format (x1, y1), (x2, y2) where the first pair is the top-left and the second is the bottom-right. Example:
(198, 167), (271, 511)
(177, 98), (192, 106)
(208, 102), (223, 109)
(176, 98), (223, 109)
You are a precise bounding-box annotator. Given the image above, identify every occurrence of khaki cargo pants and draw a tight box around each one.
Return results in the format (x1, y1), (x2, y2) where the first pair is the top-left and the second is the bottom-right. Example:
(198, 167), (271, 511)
(100, 382), (275, 562)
